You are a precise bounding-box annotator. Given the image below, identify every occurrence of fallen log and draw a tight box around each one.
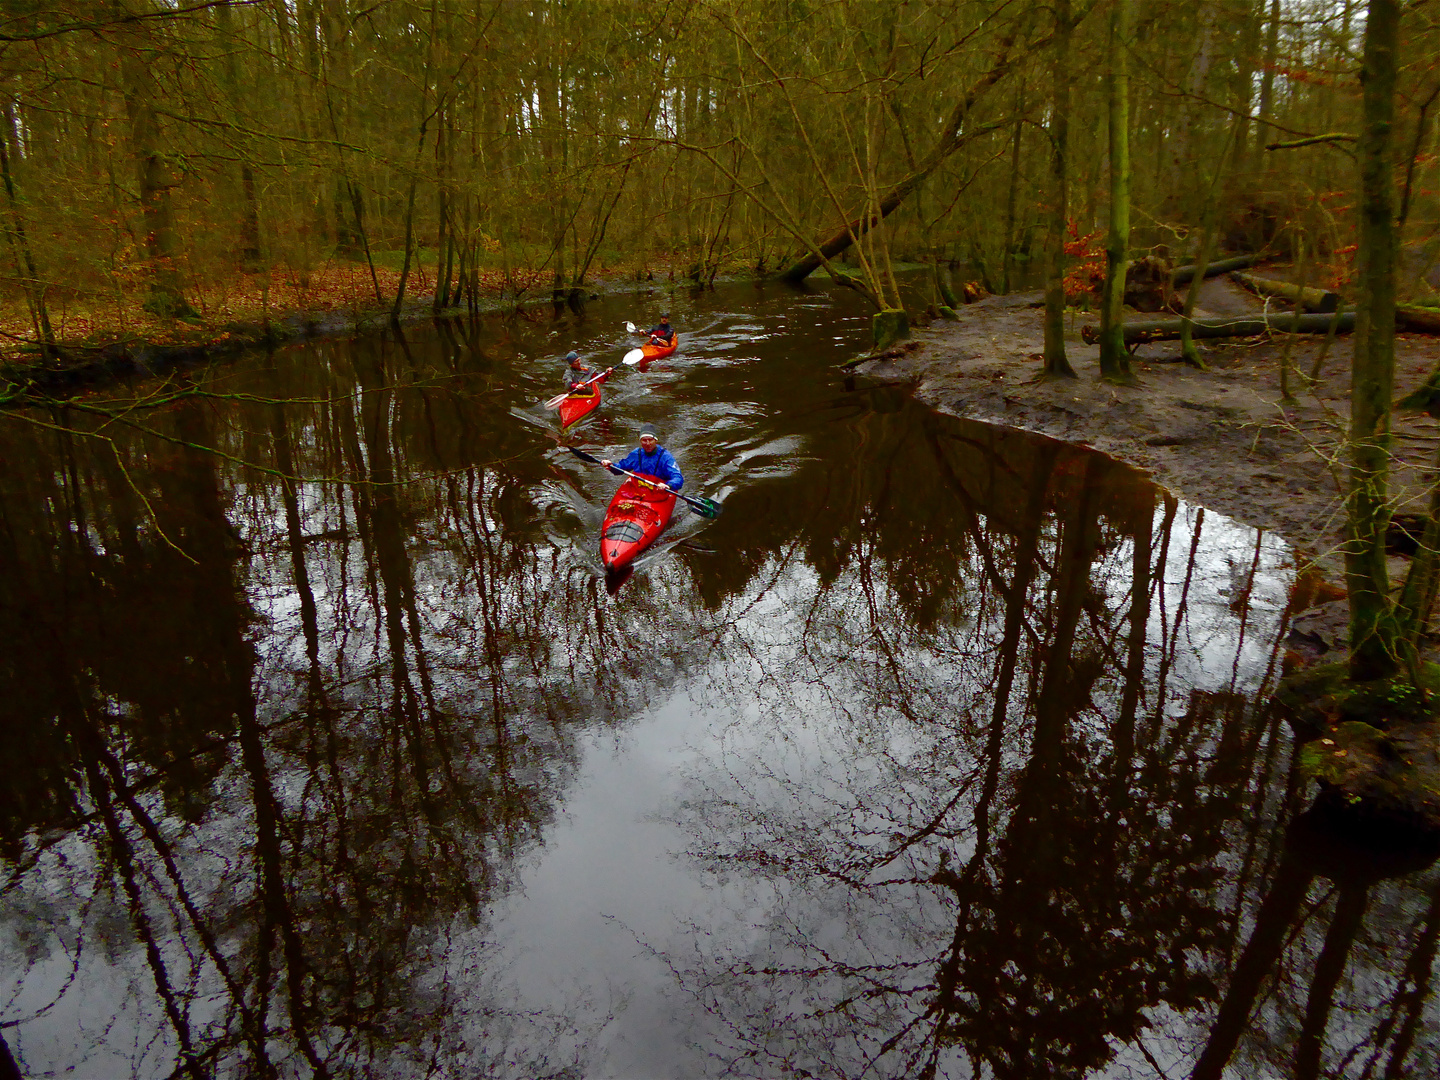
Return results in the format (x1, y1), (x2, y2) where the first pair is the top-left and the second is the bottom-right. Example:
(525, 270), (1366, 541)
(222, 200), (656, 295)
(1231, 271), (1341, 313)
(1398, 304), (1440, 333)
(1169, 253), (1261, 285)
(1080, 310), (1356, 345)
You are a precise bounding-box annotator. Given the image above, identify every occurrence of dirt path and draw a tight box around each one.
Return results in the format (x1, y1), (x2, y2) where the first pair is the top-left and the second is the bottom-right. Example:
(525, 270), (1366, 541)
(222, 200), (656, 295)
(858, 279), (1440, 585)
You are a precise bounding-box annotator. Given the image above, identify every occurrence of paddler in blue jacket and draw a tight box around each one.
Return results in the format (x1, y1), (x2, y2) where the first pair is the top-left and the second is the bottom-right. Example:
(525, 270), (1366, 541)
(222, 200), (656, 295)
(603, 424), (684, 492)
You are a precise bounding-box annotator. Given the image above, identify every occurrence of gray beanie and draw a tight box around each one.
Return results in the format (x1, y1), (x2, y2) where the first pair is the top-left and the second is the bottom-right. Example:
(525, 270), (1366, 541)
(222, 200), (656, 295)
(639, 423), (659, 440)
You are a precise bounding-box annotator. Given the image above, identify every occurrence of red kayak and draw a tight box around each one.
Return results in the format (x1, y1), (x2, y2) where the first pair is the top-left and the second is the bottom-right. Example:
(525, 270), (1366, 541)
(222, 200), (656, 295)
(558, 369), (609, 428)
(637, 334), (678, 363)
(601, 473), (678, 570)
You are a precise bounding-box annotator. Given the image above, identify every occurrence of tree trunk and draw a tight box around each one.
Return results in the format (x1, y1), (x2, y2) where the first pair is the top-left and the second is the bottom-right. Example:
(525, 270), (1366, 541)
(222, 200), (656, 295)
(393, 0), (439, 322)
(1178, 117), (1242, 368)
(215, 0), (262, 264)
(1192, 833), (1315, 1080)
(1345, 0), (1403, 681)
(0, 100), (57, 356)
(1001, 78), (1025, 294)
(1179, 222), (1219, 368)
(1082, 310), (1356, 344)
(117, 7), (195, 318)
(1232, 3), (1259, 168)
(433, 105), (452, 313)
(936, 261), (961, 308)
(1397, 304), (1440, 333)
(1042, 0), (1076, 378)
(777, 27), (1020, 283)
(0, 1032), (18, 1080)
(294, 0), (329, 251)
(1255, 0), (1281, 172)
(392, 176), (420, 322)
(1170, 253), (1261, 284)
(1166, 2), (1216, 209)
(1231, 271), (1341, 313)
(1294, 886), (1370, 1080)
(1097, 0), (1134, 383)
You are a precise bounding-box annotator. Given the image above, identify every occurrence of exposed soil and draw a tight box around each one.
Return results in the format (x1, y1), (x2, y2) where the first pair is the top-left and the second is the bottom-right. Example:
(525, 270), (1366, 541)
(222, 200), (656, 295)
(858, 277), (1440, 587)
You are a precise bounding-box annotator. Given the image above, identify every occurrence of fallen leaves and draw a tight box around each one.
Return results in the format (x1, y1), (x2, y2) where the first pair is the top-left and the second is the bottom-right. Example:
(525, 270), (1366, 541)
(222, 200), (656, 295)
(0, 257), (559, 365)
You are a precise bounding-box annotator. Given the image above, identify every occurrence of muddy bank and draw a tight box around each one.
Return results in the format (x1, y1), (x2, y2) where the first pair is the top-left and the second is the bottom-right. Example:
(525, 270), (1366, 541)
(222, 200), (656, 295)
(857, 279), (1440, 584)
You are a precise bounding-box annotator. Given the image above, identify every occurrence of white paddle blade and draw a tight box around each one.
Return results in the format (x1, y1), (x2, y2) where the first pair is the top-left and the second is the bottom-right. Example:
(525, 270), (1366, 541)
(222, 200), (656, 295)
(623, 348), (645, 366)
(625, 321), (637, 334)
(545, 393), (567, 408)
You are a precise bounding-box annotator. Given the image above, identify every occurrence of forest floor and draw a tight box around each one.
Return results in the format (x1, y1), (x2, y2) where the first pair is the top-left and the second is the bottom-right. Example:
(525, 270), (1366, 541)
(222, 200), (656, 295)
(0, 257), (658, 394)
(858, 276), (1440, 632)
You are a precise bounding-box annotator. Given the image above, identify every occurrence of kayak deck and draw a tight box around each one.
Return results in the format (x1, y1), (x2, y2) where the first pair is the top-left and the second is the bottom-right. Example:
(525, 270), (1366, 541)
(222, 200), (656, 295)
(601, 473), (677, 569)
(559, 369), (609, 427)
(638, 335), (679, 363)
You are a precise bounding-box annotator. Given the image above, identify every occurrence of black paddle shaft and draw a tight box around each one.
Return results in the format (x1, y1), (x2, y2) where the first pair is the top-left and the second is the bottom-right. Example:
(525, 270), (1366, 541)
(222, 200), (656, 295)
(565, 446), (721, 519)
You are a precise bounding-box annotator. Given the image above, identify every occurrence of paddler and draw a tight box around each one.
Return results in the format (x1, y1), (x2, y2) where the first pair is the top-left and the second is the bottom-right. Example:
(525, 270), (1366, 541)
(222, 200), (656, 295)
(646, 313), (676, 348)
(564, 350), (609, 391)
(603, 424), (683, 492)
(563, 350), (592, 390)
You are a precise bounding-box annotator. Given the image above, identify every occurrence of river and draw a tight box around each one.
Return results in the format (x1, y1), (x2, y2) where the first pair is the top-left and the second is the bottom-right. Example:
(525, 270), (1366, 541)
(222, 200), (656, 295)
(1, 279), (1436, 1078)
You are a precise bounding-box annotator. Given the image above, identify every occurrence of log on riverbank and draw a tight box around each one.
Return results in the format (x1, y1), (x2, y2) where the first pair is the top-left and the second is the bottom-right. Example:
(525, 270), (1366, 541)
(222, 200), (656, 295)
(1169, 253), (1262, 285)
(1080, 311), (1356, 345)
(1398, 305), (1440, 333)
(1231, 271), (1341, 313)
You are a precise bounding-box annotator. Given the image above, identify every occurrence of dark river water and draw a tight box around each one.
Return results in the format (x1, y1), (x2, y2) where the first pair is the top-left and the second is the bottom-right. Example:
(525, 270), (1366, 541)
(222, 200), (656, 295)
(2, 280), (1437, 1079)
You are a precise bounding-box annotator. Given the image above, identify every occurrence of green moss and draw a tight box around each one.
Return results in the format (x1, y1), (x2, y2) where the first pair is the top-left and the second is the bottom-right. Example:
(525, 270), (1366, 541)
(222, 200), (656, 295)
(1279, 663), (1440, 722)
(1299, 742), (1347, 785)
(872, 308), (909, 350)
(1275, 661), (1350, 712)
(1297, 721), (1389, 785)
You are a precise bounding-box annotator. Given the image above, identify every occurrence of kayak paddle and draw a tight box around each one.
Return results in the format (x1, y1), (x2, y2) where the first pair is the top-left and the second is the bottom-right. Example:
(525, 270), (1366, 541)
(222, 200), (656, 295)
(545, 367), (611, 409)
(623, 348), (646, 366)
(625, 321), (638, 334)
(566, 445), (722, 519)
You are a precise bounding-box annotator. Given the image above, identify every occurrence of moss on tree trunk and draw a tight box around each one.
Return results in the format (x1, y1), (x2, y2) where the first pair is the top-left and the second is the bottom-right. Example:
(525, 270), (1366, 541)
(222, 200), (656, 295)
(1345, 0), (1403, 681)
(873, 308), (909, 350)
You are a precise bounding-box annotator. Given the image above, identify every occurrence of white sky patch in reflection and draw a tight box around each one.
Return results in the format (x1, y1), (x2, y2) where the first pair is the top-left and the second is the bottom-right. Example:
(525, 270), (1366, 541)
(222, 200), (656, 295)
(453, 496), (1299, 1077)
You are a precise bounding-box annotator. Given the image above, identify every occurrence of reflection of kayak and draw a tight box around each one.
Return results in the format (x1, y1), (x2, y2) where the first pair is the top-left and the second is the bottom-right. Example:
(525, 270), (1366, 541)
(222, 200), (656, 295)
(604, 563), (634, 596)
(558, 369), (609, 428)
(601, 473), (677, 569)
(638, 334), (678, 363)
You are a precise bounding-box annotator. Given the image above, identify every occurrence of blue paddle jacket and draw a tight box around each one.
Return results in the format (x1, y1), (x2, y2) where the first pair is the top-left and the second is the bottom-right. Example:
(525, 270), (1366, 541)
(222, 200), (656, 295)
(613, 445), (683, 490)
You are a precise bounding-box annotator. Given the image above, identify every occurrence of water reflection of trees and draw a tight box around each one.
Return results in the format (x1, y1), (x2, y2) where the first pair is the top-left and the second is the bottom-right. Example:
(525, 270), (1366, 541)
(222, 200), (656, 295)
(0, 333), (717, 1076)
(4, 338), (1439, 1076)
(670, 409), (1440, 1079)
